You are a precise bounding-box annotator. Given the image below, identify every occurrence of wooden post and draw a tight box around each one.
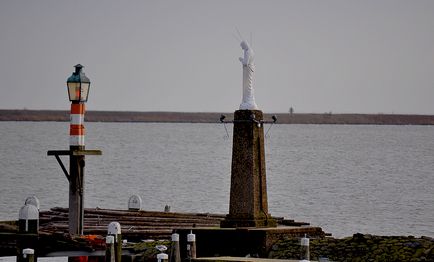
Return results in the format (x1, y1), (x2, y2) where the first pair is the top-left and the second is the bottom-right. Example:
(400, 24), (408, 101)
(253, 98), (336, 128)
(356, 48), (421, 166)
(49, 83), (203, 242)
(300, 234), (310, 261)
(22, 249), (35, 262)
(108, 222), (122, 262)
(47, 150), (101, 262)
(187, 231), (196, 259)
(17, 204), (38, 262)
(69, 146), (85, 235)
(105, 235), (115, 262)
(46, 148), (101, 237)
(18, 204), (39, 233)
(169, 233), (180, 262)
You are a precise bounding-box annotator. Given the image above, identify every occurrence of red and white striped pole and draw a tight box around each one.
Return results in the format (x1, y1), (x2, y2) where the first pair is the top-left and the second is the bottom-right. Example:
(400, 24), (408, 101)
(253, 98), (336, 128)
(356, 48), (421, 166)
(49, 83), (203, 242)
(70, 103), (85, 147)
(69, 102), (85, 236)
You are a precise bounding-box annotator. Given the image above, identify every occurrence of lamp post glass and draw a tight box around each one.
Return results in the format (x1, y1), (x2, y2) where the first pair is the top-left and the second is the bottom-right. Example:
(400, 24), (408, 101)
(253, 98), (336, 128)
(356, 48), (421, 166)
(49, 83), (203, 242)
(67, 64), (91, 102)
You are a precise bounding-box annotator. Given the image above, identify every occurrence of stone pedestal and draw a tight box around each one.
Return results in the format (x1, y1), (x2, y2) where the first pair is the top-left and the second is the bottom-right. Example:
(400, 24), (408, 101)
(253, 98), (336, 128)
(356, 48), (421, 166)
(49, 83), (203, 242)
(221, 110), (276, 228)
(176, 226), (326, 258)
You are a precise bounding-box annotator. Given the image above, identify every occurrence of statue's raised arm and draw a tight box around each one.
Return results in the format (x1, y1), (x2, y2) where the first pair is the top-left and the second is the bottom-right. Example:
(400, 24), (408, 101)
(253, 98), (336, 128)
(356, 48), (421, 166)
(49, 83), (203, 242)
(239, 41), (252, 65)
(239, 40), (258, 110)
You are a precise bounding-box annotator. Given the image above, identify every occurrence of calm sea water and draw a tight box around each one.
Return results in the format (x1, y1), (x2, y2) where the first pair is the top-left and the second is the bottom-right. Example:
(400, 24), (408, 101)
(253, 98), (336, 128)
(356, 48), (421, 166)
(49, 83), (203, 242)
(1, 121), (433, 239)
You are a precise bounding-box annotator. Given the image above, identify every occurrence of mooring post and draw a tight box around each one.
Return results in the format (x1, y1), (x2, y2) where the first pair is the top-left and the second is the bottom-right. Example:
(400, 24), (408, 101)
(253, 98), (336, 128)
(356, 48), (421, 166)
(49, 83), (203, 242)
(128, 195), (142, 211)
(169, 233), (181, 262)
(300, 234), (310, 261)
(105, 235), (115, 262)
(24, 196), (40, 210)
(18, 204), (39, 233)
(186, 231), (196, 259)
(108, 222), (122, 262)
(22, 248), (35, 262)
(157, 253), (168, 262)
(17, 204), (39, 262)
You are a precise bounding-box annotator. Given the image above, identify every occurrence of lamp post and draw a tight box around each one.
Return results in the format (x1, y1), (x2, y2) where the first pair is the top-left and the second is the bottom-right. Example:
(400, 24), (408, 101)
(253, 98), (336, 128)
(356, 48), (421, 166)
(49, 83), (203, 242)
(67, 64), (88, 235)
(48, 64), (101, 236)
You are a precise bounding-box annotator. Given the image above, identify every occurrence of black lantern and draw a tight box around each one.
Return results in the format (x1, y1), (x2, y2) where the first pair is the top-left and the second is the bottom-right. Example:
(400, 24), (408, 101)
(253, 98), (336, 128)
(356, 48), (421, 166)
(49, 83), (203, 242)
(67, 64), (91, 102)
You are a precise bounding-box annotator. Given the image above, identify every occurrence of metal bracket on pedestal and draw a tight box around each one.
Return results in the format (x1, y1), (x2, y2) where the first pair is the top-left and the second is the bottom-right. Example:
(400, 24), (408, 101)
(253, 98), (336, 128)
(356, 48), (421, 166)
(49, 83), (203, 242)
(219, 114), (277, 125)
(219, 114), (277, 138)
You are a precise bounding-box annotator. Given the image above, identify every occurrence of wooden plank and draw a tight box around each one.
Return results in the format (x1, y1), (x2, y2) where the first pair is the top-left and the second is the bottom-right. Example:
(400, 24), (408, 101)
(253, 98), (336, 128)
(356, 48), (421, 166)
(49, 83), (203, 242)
(73, 150), (102, 156)
(47, 150), (71, 156)
(47, 150), (102, 156)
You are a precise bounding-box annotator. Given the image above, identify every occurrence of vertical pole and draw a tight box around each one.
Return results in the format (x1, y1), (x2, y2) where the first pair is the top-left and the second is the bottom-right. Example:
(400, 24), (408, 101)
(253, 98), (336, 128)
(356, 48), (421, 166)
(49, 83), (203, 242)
(17, 205), (38, 262)
(105, 236), (115, 262)
(69, 102), (86, 235)
(169, 233), (180, 262)
(115, 235), (122, 262)
(187, 231), (196, 260)
(108, 222), (122, 262)
(300, 234), (310, 261)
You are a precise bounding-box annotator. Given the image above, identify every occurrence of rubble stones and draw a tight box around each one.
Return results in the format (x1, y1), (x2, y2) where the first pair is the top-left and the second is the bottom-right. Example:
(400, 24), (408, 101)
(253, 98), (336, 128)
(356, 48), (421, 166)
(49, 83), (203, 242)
(270, 233), (434, 262)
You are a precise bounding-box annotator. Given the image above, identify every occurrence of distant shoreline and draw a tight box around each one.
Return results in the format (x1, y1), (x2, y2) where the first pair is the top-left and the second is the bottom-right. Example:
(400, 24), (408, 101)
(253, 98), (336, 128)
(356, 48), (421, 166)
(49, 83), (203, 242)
(1, 109), (434, 125)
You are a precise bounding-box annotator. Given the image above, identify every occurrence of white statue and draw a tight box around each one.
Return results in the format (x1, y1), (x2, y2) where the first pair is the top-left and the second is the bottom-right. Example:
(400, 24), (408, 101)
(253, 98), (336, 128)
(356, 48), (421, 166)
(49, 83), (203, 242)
(239, 40), (258, 110)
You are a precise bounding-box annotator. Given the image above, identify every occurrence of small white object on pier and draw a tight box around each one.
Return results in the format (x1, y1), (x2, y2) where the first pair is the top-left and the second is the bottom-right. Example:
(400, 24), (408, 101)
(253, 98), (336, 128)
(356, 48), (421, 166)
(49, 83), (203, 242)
(25, 196), (40, 210)
(19, 204), (39, 232)
(128, 194), (142, 211)
(108, 221), (122, 235)
(23, 248), (34, 256)
(157, 253), (169, 262)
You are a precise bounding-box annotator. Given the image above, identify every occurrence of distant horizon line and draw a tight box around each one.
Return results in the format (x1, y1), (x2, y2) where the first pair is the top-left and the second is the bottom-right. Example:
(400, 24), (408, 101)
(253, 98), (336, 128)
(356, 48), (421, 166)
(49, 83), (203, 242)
(1, 108), (432, 116)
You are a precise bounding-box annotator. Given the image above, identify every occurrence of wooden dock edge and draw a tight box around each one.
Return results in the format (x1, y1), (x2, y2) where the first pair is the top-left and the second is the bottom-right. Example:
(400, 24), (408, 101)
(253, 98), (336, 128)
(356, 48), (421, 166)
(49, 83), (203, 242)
(194, 257), (313, 262)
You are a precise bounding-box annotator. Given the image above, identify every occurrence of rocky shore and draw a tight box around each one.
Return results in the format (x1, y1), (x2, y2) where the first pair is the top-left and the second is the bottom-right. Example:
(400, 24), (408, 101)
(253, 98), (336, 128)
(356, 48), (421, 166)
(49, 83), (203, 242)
(2, 214), (434, 261)
(270, 233), (434, 261)
(76, 233), (434, 261)
(1, 109), (434, 125)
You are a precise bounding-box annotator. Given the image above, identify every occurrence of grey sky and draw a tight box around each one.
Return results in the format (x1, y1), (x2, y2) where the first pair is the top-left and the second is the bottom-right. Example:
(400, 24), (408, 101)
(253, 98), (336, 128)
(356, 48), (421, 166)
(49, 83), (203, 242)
(1, 1), (433, 114)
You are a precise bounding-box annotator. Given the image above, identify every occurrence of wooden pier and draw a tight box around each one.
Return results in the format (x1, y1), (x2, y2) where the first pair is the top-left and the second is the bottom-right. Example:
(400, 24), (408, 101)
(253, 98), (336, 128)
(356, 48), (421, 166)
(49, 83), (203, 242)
(37, 207), (311, 241)
(0, 207), (321, 259)
(39, 207), (226, 241)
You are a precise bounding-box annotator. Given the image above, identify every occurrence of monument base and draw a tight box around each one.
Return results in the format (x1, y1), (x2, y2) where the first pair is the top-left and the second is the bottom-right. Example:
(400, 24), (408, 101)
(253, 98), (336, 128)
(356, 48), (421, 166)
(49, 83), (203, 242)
(220, 215), (277, 228)
(176, 226), (326, 258)
(223, 110), (277, 229)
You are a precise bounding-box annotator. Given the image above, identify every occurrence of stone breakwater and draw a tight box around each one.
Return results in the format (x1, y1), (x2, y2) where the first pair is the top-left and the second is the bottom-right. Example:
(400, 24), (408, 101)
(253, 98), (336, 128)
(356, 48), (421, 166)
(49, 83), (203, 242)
(269, 233), (434, 261)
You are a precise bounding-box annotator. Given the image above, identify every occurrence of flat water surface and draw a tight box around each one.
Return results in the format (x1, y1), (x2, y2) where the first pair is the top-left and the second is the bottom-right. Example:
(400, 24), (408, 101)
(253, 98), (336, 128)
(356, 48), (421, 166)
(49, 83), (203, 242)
(1, 122), (433, 238)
